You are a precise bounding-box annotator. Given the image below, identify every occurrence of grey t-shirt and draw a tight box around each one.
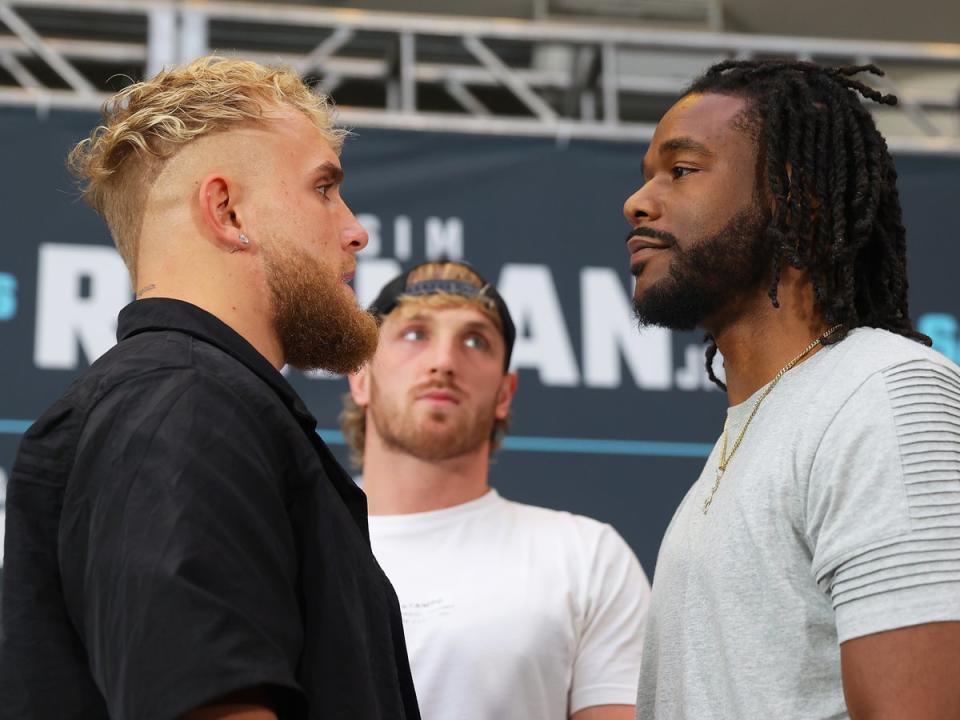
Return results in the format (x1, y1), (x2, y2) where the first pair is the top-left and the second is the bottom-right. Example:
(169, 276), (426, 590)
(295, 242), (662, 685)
(636, 328), (960, 719)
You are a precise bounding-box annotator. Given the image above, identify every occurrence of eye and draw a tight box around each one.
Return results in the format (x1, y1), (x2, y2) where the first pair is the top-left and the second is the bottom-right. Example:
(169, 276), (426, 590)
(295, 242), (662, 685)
(671, 166), (697, 180)
(464, 333), (490, 350)
(316, 183), (333, 198)
(401, 328), (425, 342)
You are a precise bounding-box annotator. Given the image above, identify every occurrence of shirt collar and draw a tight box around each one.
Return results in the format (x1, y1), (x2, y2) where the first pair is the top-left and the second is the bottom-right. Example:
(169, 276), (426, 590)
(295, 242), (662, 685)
(116, 298), (318, 431)
(116, 297), (371, 537)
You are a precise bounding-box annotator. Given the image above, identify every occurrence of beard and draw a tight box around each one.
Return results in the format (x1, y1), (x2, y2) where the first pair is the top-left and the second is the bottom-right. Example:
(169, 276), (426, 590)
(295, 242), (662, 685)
(367, 374), (496, 462)
(632, 203), (772, 330)
(262, 242), (379, 374)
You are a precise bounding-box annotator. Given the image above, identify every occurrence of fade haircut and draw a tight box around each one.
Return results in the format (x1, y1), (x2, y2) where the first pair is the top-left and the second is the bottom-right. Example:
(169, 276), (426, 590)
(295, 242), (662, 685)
(67, 55), (346, 282)
(340, 262), (510, 469)
(684, 60), (931, 389)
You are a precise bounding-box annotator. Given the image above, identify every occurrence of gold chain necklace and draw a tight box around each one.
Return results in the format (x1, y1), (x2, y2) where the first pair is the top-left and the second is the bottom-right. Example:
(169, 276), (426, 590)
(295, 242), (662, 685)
(701, 324), (844, 515)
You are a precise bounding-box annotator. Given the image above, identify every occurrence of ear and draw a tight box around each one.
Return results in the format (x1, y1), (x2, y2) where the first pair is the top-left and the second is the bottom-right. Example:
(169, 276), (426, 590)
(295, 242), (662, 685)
(494, 371), (518, 421)
(198, 174), (248, 252)
(347, 365), (371, 407)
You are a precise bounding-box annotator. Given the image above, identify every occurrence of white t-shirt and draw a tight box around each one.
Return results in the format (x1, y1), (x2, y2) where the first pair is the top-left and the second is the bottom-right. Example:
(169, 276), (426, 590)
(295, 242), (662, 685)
(368, 490), (650, 720)
(636, 328), (960, 719)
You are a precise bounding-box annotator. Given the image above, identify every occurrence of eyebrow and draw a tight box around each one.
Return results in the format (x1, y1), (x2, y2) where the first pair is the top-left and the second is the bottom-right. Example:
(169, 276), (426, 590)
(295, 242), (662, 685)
(399, 312), (430, 324)
(314, 161), (343, 184)
(397, 313), (499, 336)
(659, 136), (715, 157)
(642, 136), (715, 179)
(461, 320), (499, 336)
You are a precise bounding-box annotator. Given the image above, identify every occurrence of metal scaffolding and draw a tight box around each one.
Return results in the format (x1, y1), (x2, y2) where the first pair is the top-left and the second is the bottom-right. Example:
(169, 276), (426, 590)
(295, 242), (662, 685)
(1, 0), (959, 153)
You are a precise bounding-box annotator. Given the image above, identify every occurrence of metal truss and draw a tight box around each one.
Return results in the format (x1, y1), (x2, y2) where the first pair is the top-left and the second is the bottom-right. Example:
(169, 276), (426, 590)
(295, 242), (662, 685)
(1, 0), (959, 154)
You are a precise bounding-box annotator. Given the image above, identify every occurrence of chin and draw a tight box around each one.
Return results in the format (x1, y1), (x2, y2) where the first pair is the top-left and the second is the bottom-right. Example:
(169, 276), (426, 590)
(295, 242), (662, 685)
(633, 294), (704, 331)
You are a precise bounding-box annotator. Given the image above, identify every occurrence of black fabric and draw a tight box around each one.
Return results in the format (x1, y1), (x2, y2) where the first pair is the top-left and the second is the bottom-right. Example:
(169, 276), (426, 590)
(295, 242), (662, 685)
(0, 298), (421, 720)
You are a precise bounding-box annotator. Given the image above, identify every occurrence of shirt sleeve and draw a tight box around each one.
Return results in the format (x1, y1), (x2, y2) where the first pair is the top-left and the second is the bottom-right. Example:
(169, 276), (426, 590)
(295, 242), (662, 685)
(808, 358), (960, 644)
(60, 368), (305, 720)
(569, 524), (651, 714)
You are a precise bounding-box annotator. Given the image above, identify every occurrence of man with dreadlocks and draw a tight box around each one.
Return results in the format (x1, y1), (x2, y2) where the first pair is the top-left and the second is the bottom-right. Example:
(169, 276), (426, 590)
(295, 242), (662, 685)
(624, 60), (960, 718)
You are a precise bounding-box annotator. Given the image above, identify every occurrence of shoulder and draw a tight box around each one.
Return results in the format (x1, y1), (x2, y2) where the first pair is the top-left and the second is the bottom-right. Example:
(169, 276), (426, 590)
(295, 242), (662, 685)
(804, 330), (960, 561)
(15, 334), (212, 476)
(497, 497), (638, 561)
(499, 497), (607, 535)
(805, 328), (958, 428)
(82, 330), (288, 433)
(22, 332), (290, 480)
(95, 329), (266, 399)
(831, 328), (957, 383)
(494, 498), (649, 611)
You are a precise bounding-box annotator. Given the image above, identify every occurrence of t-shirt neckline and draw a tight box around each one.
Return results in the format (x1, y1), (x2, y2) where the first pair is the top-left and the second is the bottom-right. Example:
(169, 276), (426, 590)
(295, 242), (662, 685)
(367, 488), (503, 534)
(725, 330), (850, 425)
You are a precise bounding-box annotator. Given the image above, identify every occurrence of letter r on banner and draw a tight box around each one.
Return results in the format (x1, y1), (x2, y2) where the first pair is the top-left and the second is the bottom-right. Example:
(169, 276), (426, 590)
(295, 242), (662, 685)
(34, 243), (132, 369)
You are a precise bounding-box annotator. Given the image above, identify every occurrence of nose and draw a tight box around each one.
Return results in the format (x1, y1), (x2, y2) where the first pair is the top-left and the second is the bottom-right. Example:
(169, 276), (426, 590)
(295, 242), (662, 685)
(340, 203), (369, 253)
(623, 181), (662, 226)
(428, 335), (457, 378)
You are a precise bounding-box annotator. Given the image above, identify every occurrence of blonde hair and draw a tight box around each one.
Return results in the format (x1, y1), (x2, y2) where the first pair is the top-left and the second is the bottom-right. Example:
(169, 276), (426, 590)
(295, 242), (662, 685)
(67, 55), (346, 279)
(340, 262), (510, 468)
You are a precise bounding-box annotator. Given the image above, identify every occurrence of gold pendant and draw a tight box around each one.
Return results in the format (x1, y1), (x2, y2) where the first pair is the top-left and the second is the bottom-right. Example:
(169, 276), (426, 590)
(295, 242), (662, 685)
(702, 466), (724, 515)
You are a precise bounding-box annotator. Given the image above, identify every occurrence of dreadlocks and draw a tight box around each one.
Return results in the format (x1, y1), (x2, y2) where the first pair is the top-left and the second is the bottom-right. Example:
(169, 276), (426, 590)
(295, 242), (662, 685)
(683, 60), (931, 390)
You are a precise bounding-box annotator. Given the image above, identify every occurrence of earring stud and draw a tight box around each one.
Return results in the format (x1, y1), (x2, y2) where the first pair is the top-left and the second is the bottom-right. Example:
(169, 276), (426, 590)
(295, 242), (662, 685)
(239, 233), (250, 246)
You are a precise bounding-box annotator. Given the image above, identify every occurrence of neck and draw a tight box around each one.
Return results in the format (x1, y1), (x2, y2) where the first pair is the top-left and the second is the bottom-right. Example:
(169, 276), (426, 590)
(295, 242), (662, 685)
(709, 270), (831, 406)
(361, 429), (491, 515)
(135, 241), (284, 368)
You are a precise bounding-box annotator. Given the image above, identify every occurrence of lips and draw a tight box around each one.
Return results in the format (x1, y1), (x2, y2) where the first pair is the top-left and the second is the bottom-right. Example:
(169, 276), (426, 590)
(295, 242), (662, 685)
(340, 264), (358, 294)
(415, 386), (462, 405)
(628, 236), (671, 276)
(420, 390), (460, 405)
(627, 236), (671, 255)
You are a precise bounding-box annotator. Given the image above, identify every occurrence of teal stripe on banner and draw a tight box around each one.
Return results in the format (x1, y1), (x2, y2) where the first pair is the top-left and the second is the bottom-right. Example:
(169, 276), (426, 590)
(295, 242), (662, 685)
(315, 429), (713, 458)
(0, 419), (710, 458)
(317, 429), (346, 445)
(0, 419), (32, 435)
(501, 435), (713, 457)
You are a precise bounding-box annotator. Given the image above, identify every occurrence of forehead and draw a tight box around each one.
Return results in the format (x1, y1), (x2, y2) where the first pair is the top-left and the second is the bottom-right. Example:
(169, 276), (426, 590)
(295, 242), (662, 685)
(645, 92), (755, 165)
(262, 108), (340, 168)
(386, 301), (501, 332)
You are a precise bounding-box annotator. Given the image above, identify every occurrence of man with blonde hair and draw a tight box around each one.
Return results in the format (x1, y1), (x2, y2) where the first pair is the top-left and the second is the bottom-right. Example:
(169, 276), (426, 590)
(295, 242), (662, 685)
(341, 261), (650, 720)
(0, 57), (420, 720)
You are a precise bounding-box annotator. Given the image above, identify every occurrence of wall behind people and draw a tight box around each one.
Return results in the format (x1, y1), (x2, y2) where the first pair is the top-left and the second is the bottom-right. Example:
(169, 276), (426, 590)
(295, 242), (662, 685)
(1, 108), (958, 578)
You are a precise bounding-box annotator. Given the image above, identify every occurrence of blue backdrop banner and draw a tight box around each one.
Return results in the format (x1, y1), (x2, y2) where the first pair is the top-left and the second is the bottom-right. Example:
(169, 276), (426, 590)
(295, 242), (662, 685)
(2, 108), (959, 576)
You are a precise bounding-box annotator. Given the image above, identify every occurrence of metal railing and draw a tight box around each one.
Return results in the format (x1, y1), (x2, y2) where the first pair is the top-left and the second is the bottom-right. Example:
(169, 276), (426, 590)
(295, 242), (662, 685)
(1, 0), (959, 154)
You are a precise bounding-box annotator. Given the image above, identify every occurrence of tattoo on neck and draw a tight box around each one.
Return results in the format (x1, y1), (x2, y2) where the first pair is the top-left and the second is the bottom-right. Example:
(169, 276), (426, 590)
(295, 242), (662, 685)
(137, 284), (157, 297)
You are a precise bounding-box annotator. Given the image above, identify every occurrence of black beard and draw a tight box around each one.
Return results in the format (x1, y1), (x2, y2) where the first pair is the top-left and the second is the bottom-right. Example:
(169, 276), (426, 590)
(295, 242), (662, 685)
(632, 204), (772, 331)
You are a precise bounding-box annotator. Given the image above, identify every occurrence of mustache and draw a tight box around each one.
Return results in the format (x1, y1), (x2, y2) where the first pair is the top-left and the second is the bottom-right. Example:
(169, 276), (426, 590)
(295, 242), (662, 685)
(625, 226), (679, 247)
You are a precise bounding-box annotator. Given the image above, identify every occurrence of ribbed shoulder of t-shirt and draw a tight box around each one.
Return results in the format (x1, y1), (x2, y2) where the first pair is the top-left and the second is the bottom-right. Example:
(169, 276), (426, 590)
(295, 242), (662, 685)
(828, 352), (960, 638)
(884, 357), (960, 531)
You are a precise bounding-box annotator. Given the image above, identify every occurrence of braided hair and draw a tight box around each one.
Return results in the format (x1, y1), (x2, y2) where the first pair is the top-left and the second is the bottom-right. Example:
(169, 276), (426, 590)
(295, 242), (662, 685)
(683, 60), (931, 390)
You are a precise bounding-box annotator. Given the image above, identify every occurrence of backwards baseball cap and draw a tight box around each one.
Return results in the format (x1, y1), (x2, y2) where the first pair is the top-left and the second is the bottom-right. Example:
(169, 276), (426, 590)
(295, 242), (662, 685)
(368, 261), (516, 370)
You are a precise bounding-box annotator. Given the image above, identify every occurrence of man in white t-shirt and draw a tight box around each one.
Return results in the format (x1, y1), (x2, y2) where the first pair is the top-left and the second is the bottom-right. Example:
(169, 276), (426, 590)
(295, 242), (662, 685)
(340, 261), (650, 720)
(624, 59), (960, 717)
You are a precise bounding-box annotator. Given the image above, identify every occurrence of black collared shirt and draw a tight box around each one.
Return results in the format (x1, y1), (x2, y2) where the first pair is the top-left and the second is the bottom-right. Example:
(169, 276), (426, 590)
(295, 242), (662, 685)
(0, 299), (421, 720)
